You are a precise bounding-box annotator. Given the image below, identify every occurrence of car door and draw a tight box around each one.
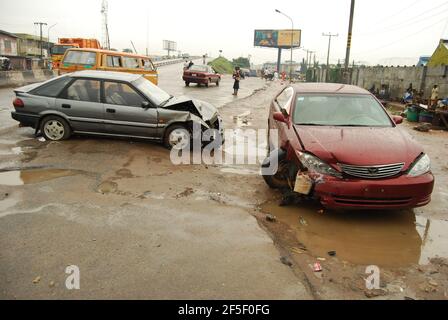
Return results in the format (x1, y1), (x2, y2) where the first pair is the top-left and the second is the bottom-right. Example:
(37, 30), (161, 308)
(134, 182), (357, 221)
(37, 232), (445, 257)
(102, 81), (158, 138)
(271, 87), (294, 146)
(55, 78), (105, 133)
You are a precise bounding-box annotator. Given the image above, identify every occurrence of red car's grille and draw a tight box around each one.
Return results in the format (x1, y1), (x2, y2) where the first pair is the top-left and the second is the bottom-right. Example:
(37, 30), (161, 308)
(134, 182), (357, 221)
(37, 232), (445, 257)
(339, 163), (405, 179)
(334, 196), (412, 206)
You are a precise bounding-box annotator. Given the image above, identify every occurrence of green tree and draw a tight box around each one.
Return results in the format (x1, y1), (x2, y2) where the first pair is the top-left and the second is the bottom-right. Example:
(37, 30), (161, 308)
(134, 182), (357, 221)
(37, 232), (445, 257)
(232, 57), (250, 69)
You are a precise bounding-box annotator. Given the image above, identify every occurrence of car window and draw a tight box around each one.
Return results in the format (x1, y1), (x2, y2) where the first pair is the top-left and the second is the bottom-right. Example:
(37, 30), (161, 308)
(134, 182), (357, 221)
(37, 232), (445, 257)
(104, 82), (146, 107)
(142, 59), (155, 71)
(122, 57), (139, 69)
(106, 55), (121, 68)
(65, 79), (100, 103)
(293, 94), (393, 127)
(32, 76), (72, 97)
(189, 65), (208, 72)
(63, 51), (97, 65)
(133, 77), (171, 106)
(276, 87), (294, 113)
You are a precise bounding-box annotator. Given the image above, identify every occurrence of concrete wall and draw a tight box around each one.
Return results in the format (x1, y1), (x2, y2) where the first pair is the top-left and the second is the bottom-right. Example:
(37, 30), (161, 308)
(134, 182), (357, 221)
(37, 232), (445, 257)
(0, 69), (58, 88)
(351, 65), (448, 99)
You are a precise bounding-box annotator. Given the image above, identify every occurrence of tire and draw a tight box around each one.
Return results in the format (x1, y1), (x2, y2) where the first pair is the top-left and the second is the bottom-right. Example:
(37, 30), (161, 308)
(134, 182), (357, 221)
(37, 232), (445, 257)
(185, 81), (190, 87)
(40, 115), (71, 141)
(164, 124), (191, 150)
(205, 79), (210, 87)
(262, 161), (290, 189)
(216, 78), (220, 86)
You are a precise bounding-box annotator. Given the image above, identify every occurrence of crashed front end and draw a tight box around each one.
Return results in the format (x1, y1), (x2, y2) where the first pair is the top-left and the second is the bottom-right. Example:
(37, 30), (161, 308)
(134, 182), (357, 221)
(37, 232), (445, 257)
(265, 149), (435, 210)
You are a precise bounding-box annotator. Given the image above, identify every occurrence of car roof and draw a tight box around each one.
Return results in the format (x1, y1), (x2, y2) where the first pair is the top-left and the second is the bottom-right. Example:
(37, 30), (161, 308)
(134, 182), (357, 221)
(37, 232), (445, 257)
(69, 70), (142, 82)
(291, 83), (370, 95)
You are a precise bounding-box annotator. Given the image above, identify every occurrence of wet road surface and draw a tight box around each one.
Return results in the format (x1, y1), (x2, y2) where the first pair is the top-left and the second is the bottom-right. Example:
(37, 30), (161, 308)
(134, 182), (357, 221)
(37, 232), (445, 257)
(0, 72), (447, 299)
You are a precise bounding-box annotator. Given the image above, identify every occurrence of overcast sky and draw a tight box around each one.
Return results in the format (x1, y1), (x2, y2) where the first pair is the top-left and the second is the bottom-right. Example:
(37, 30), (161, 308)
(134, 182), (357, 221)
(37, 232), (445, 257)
(1, 0), (448, 65)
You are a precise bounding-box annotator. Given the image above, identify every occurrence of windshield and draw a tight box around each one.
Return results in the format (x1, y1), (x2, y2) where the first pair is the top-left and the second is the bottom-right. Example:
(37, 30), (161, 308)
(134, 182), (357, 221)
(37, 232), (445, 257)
(293, 94), (393, 127)
(51, 45), (75, 55)
(133, 77), (171, 106)
(62, 51), (96, 65)
(189, 65), (209, 72)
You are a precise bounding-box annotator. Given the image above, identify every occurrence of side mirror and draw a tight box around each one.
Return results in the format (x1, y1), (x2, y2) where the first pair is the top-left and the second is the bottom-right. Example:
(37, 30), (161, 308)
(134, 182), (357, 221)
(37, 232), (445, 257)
(392, 115), (403, 125)
(273, 111), (288, 124)
(142, 101), (151, 109)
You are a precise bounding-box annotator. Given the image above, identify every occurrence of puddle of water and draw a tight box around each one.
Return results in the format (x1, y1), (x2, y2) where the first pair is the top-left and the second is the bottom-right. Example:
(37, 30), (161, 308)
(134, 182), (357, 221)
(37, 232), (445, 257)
(97, 181), (118, 194)
(262, 202), (448, 268)
(0, 169), (77, 186)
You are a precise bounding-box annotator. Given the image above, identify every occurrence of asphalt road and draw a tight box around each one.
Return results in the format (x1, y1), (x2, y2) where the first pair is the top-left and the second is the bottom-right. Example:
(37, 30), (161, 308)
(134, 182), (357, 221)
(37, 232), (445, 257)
(0, 65), (311, 299)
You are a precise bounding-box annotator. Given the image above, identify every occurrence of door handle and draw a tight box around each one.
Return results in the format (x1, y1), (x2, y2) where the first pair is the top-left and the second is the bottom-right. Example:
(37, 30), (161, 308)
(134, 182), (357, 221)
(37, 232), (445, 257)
(106, 108), (116, 114)
(62, 104), (71, 109)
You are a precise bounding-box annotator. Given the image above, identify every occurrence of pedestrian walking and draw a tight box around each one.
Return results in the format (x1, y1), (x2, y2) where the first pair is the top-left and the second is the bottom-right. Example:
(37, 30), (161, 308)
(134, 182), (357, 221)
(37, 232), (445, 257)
(232, 67), (242, 96)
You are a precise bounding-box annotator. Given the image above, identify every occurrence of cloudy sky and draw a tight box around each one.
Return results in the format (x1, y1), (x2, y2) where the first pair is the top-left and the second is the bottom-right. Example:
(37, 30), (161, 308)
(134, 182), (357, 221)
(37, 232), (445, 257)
(1, 0), (447, 65)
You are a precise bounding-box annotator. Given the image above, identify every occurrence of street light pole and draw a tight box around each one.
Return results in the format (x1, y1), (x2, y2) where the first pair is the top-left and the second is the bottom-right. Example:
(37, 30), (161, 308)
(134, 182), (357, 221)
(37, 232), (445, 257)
(344, 0), (356, 84)
(47, 23), (57, 50)
(275, 9), (294, 82)
(322, 32), (338, 82)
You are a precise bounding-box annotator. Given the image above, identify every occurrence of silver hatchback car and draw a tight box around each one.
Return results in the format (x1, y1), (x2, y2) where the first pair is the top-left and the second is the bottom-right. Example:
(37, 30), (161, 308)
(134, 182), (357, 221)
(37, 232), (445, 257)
(11, 70), (223, 148)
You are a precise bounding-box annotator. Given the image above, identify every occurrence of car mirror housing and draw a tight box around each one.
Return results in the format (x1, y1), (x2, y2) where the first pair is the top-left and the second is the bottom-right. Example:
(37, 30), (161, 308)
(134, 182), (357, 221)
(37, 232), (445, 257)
(142, 101), (151, 109)
(392, 115), (403, 125)
(273, 112), (288, 124)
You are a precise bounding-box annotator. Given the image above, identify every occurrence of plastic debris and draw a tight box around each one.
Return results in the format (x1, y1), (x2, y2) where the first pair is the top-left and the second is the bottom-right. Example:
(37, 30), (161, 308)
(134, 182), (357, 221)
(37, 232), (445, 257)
(299, 217), (308, 226)
(265, 214), (277, 223)
(313, 262), (322, 272)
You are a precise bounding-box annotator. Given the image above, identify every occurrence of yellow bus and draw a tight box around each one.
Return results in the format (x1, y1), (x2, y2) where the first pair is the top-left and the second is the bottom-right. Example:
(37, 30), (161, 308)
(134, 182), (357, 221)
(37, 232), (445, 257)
(59, 48), (158, 85)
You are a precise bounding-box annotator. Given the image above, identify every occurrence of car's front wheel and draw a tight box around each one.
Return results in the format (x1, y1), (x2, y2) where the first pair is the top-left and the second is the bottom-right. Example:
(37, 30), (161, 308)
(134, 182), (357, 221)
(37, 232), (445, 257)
(185, 81), (190, 87)
(40, 116), (71, 141)
(164, 124), (191, 150)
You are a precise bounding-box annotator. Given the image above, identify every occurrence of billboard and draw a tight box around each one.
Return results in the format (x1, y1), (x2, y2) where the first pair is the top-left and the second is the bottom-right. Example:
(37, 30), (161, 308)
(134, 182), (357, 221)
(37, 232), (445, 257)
(254, 30), (301, 48)
(163, 40), (177, 51)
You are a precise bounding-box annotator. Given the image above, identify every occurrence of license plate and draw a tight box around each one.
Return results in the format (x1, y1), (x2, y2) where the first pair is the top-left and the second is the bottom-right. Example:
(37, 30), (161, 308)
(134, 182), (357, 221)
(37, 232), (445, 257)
(192, 74), (197, 77)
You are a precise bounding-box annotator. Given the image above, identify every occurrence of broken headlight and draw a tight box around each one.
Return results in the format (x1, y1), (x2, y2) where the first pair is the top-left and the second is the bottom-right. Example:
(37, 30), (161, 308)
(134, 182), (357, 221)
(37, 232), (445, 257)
(408, 154), (431, 177)
(298, 152), (342, 178)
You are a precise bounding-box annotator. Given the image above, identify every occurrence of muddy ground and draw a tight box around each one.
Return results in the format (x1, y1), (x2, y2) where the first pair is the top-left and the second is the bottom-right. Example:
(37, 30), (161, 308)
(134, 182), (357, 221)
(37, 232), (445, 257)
(0, 74), (447, 300)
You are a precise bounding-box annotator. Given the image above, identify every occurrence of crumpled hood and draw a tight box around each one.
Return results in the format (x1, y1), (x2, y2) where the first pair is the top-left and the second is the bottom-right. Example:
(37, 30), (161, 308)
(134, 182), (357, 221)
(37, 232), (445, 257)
(295, 125), (423, 169)
(164, 96), (218, 121)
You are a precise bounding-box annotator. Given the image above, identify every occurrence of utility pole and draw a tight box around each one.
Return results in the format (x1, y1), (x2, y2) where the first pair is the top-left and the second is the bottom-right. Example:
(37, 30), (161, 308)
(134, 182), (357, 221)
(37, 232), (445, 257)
(344, 0), (356, 84)
(34, 22), (47, 61)
(322, 32), (338, 82)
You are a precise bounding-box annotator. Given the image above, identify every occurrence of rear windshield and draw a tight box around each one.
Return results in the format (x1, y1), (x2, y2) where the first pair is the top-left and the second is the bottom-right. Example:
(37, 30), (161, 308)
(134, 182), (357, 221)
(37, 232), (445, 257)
(189, 65), (208, 72)
(293, 94), (393, 127)
(63, 51), (96, 65)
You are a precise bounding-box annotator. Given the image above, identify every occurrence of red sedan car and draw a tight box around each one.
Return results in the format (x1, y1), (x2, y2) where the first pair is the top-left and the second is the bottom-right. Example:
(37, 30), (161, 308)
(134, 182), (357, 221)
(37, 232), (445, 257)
(183, 65), (221, 87)
(262, 83), (434, 210)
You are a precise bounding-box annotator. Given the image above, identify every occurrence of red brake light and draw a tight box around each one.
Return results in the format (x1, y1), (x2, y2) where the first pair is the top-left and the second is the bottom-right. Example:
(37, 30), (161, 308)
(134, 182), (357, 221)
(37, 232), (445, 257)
(13, 98), (24, 108)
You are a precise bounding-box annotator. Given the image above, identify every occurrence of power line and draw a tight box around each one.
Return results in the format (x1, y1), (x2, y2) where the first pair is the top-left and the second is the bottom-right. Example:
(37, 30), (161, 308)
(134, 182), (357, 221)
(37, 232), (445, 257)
(371, 0), (424, 25)
(359, 2), (448, 35)
(358, 2), (448, 37)
(354, 15), (448, 57)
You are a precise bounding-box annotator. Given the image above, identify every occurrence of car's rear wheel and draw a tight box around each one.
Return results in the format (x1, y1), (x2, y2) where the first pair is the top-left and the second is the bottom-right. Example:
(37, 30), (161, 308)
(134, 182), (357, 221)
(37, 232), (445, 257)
(40, 116), (71, 141)
(205, 79), (210, 87)
(216, 78), (220, 86)
(164, 124), (191, 150)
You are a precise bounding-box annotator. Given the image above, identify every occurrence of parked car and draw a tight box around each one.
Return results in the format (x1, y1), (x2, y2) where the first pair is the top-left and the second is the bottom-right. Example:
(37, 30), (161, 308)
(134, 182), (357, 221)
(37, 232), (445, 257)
(262, 83), (434, 210)
(183, 65), (221, 87)
(11, 71), (223, 149)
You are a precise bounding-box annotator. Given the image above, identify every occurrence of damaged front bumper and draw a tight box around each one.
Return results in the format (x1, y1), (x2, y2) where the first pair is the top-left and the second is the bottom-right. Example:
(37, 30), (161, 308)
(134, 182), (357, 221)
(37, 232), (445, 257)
(301, 171), (435, 210)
